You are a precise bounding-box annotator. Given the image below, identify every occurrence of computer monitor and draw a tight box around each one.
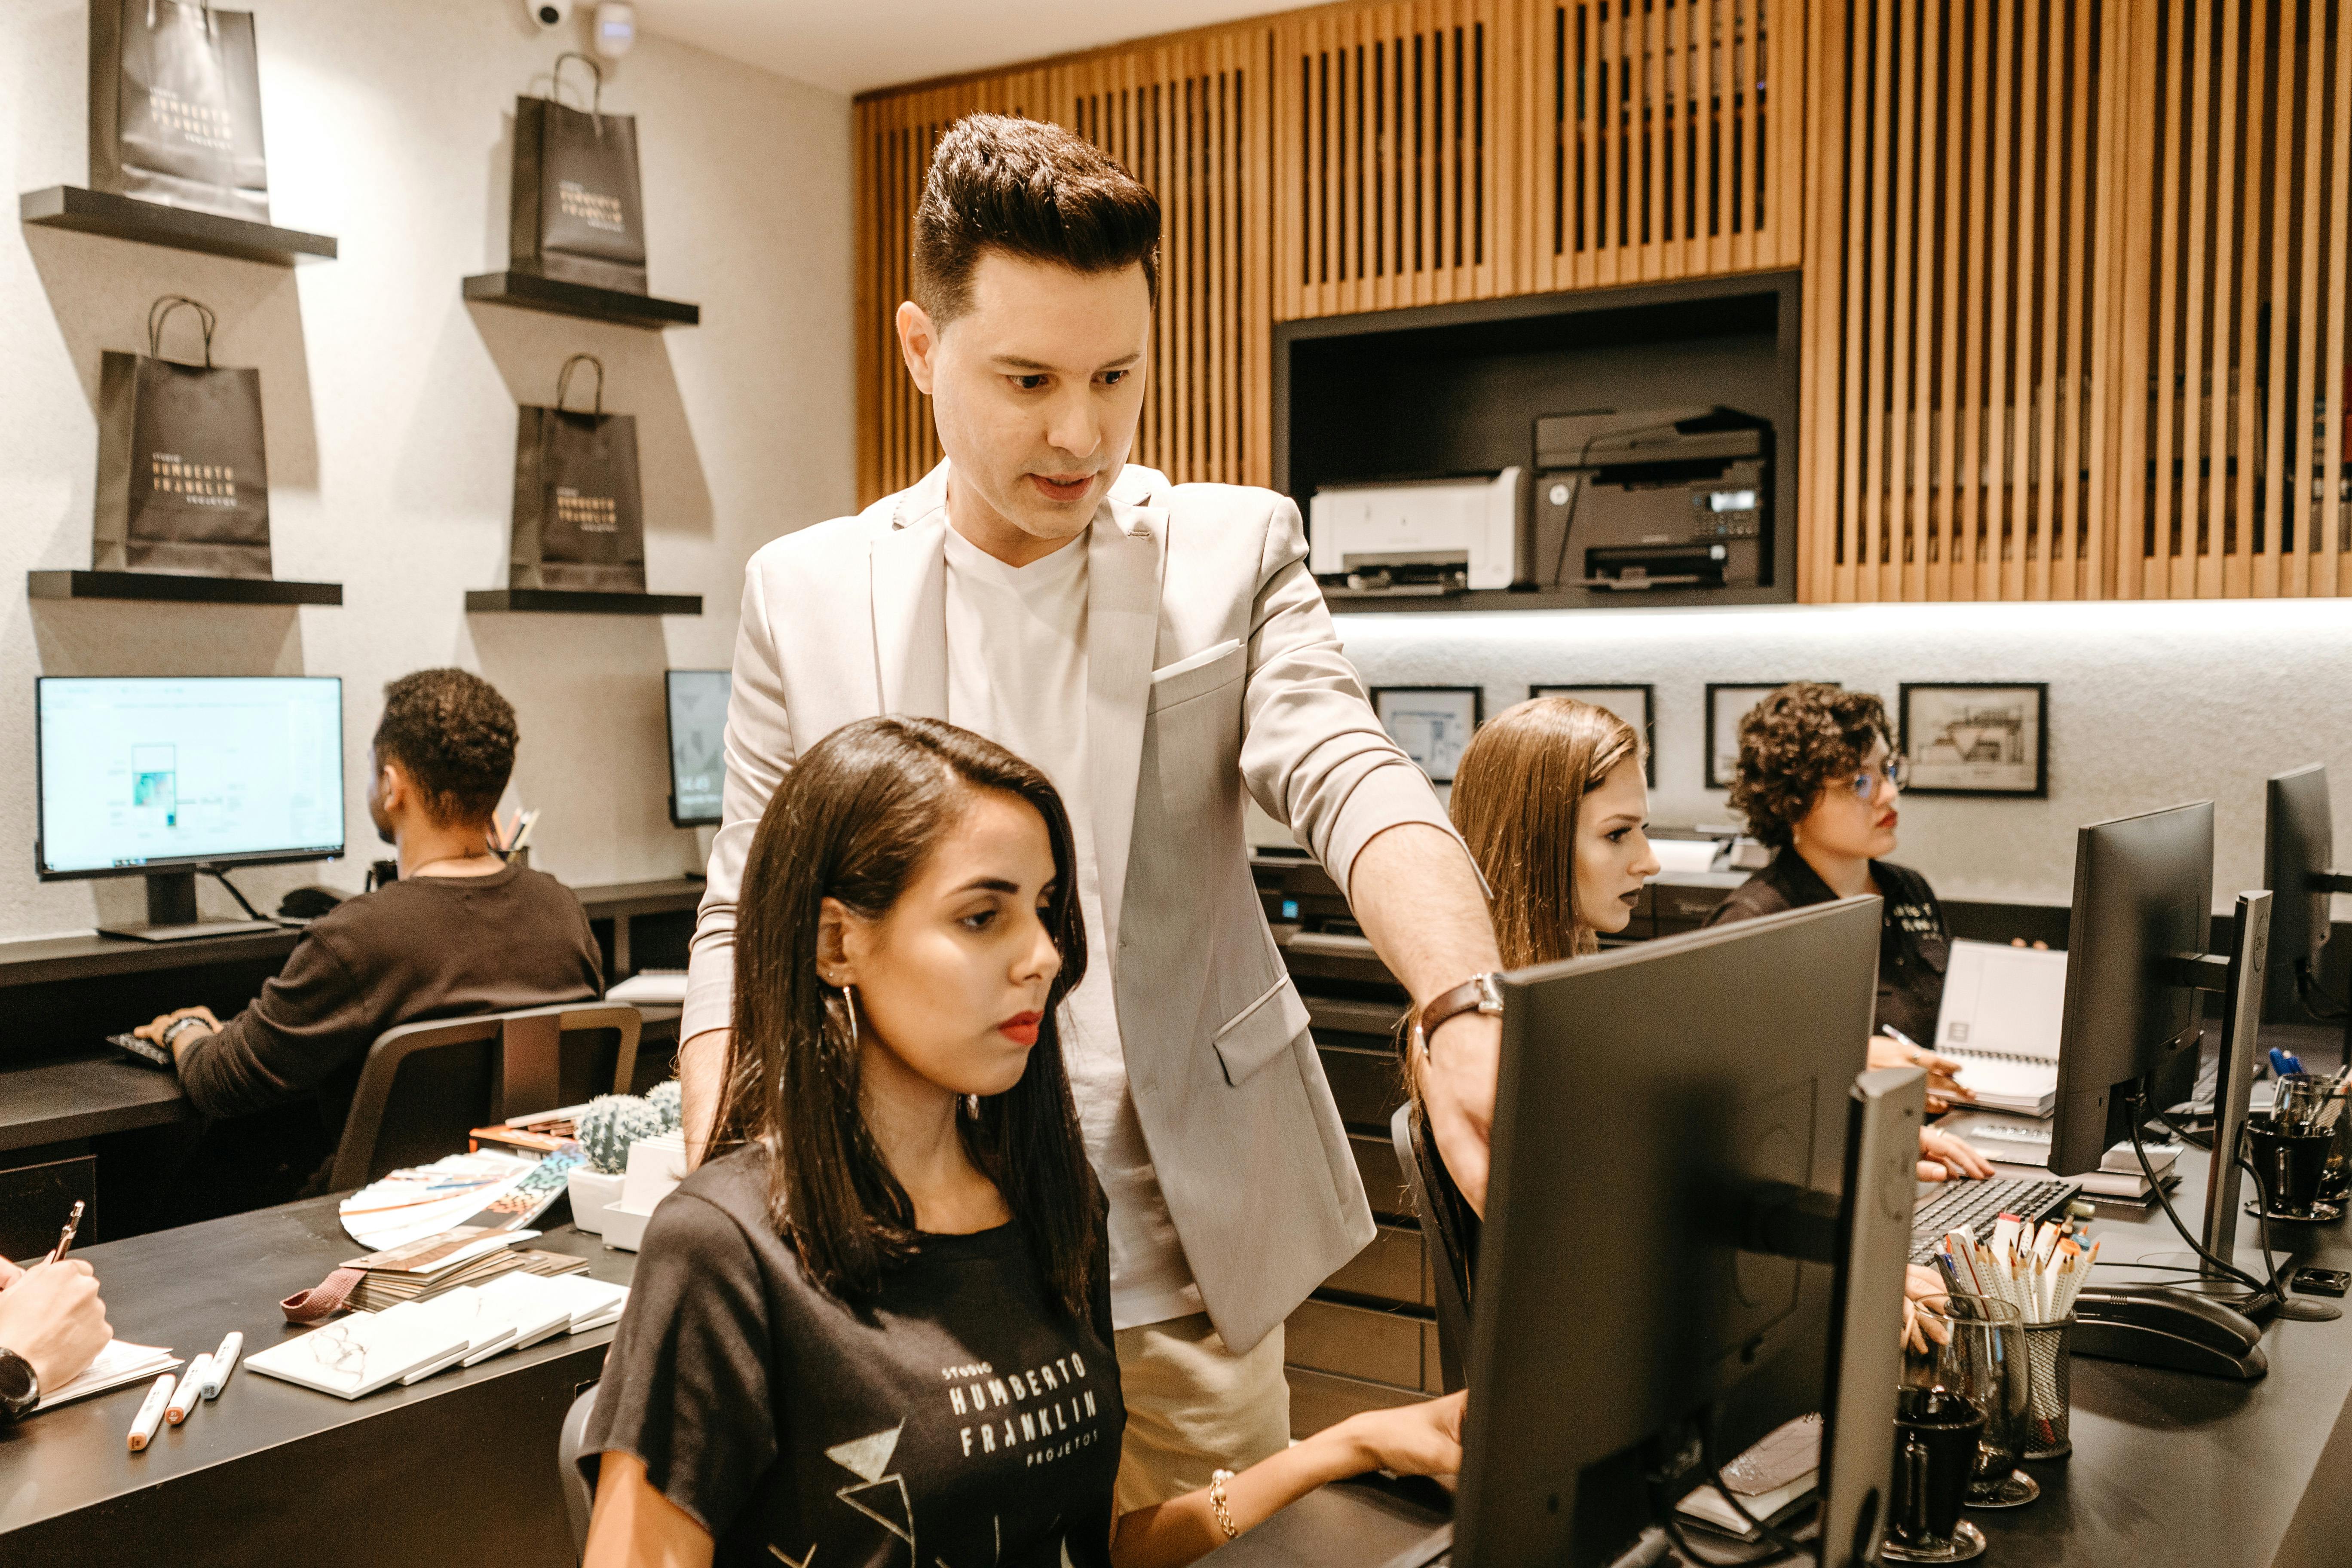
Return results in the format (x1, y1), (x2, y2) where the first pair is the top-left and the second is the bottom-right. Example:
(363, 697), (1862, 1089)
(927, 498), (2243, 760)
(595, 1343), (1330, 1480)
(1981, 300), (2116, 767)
(1455, 897), (1917, 1568)
(2048, 802), (2216, 1177)
(2263, 765), (2352, 1025)
(665, 669), (730, 828)
(36, 676), (345, 940)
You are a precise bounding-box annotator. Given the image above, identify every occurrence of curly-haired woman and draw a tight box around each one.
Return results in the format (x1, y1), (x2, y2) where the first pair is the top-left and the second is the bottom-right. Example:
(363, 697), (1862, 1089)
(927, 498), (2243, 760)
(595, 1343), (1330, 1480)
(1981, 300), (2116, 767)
(1703, 683), (1991, 1183)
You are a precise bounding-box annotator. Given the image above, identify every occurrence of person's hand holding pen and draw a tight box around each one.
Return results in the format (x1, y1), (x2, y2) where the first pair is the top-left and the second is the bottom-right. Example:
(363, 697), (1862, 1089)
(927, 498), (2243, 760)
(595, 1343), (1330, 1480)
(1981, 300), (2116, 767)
(1869, 1029), (1975, 1113)
(0, 1257), (110, 1402)
(132, 1004), (222, 1066)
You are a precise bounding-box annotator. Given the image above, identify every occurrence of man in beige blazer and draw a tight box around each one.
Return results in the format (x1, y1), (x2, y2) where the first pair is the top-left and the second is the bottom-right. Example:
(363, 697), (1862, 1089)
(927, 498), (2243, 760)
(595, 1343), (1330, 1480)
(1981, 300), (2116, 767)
(680, 114), (1501, 1510)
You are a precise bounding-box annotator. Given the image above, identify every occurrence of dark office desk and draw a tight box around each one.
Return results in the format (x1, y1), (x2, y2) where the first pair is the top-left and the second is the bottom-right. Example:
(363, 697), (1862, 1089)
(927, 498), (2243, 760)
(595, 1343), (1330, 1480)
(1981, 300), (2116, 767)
(0, 876), (703, 1167)
(1209, 1144), (2352, 1568)
(0, 1193), (634, 1567)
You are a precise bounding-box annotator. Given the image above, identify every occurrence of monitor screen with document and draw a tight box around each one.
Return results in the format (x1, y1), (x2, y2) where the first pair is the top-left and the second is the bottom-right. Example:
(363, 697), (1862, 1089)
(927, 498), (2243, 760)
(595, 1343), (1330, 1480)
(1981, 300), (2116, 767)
(36, 676), (346, 879)
(1455, 897), (1915, 1567)
(665, 669), (731, 828)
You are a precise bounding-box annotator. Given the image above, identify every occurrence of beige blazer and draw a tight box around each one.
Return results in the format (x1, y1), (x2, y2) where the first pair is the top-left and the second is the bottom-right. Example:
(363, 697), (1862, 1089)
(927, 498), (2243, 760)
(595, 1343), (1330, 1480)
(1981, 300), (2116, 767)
(683, 460), (1456, 1350)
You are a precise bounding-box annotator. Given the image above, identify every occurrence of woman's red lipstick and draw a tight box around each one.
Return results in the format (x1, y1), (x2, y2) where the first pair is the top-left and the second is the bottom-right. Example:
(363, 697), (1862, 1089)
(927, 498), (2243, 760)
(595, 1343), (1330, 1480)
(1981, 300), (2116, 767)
(998, 1011), (1042, 1045)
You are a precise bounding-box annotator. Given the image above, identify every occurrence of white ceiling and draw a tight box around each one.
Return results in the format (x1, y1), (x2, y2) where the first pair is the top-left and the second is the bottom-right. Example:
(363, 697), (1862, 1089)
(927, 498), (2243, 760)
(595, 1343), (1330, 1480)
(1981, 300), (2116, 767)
(632, 0), (1293, 97)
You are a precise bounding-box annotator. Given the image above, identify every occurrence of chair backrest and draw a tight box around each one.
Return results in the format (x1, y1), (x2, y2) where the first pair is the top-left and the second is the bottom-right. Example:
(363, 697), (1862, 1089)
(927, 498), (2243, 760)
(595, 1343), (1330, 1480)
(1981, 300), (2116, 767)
(330, 1002), (642, 1191)
(559, 1381), (600, 1558)
(1392, 1101), (1475, 1395)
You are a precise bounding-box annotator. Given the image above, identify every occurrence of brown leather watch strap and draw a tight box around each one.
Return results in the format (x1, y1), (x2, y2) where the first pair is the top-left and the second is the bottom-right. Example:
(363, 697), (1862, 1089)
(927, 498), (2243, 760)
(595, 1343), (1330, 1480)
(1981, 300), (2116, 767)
(1408, 974), (1504, 1063)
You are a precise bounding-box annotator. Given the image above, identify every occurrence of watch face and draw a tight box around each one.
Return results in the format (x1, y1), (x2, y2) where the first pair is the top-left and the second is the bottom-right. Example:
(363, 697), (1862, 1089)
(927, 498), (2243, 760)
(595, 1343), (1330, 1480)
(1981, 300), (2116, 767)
(0, 1351), (35, 1406)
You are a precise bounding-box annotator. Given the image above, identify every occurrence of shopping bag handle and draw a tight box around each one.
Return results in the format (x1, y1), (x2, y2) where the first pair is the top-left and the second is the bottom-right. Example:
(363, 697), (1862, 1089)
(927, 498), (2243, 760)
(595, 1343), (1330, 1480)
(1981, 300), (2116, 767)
(548, 51), (606, 135)
(556, 353), (605, 416)
(147, 295), (217, 368)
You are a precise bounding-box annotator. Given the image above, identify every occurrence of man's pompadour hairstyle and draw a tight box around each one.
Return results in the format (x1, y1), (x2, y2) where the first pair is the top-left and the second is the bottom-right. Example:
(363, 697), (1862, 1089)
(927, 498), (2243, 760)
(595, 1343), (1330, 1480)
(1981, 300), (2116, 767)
(912, 113), (1161, 325)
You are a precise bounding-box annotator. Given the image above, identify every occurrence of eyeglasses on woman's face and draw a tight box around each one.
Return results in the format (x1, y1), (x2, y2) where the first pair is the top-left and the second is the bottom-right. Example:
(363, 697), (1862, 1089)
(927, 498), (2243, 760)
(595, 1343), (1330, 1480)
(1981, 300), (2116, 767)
(1839, 753), (1907, 801)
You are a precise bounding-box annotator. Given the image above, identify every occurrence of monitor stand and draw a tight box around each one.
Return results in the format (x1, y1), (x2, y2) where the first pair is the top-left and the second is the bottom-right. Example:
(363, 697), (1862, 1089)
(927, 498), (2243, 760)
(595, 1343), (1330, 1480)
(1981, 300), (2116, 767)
(95, 871), (279, 943)
(2146, 891), (2339, 1322)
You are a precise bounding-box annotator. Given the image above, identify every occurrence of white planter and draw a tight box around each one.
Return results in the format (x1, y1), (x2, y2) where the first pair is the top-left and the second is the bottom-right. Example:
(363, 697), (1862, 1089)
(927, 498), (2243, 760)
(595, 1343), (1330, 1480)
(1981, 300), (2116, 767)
(602, 1203), (655, 1253)
(567, 1169), (626, 1235)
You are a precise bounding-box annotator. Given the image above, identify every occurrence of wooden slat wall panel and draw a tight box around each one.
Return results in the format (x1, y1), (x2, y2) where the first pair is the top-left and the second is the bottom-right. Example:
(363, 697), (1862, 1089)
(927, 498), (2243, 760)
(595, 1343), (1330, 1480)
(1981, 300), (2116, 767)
(1802, 0), (2352, 602)
(1055, 31), (1275, 491)
(853, 72), (1052, 504)
(1274, 0), (1515, 318)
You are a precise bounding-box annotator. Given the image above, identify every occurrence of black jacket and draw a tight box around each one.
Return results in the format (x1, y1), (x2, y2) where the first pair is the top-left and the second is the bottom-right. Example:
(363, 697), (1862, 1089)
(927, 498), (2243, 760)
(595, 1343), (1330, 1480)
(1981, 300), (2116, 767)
(1702, 850), (1952, 1044)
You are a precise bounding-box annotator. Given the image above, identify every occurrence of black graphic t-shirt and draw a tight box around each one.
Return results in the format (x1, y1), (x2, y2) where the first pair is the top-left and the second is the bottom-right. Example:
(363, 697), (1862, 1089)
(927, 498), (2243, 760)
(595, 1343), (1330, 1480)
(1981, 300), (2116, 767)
(582, 1146), (1124, 1568)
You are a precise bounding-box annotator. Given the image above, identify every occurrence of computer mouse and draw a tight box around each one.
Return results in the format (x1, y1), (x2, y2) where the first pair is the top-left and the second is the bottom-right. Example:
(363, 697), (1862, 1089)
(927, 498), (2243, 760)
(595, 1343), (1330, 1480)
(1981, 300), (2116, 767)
(277, 885), (346, 920)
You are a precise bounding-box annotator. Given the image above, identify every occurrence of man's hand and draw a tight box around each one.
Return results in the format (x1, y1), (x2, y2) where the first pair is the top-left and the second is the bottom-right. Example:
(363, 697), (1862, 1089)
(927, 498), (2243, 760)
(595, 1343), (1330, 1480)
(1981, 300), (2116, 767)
(0, 1260), (110, 1393)
(134, 1006), (221, 1066)
(1341, 823), (1504, 1217)
(1869, 1032), (1975, 1112)
(677, 1028), (729, 1169)
(1415, 1013), (1497, 1212)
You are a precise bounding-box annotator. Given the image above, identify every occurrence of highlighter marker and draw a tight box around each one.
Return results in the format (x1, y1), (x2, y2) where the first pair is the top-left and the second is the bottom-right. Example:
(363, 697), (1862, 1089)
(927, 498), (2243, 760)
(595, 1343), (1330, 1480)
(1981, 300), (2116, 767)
(127, 1373), (175, 1451)
(165, 1356), (212, 1424)
(202, 1332), (242, 1399)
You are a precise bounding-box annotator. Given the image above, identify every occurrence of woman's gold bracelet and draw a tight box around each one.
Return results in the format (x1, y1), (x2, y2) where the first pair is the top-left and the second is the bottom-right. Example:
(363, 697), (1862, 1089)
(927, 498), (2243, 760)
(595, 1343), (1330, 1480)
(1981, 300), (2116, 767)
(1209, 1469), (1238, 1538)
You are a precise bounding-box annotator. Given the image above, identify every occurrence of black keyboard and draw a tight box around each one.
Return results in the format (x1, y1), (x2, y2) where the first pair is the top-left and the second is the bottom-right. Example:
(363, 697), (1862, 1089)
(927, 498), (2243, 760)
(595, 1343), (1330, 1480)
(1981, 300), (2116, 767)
(1909, 1176), (2080, 1264)
(104, 1032), (175, 1070)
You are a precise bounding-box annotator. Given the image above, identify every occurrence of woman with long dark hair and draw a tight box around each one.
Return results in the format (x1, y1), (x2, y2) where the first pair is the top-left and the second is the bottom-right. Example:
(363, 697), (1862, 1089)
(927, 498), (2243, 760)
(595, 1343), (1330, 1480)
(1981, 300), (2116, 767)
(580, 716), (1461, 1568)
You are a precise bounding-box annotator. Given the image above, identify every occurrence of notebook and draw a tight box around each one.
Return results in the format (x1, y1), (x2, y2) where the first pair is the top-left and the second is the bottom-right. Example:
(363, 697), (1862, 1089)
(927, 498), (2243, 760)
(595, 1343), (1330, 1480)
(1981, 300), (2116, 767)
(32, 1340), (181, 1412)
(1933, 940), (2070, 1116)
(474, 1271), (582, 1353)
(246, 1310), (471, 1400)
(1675, 1414), (1820, 1540)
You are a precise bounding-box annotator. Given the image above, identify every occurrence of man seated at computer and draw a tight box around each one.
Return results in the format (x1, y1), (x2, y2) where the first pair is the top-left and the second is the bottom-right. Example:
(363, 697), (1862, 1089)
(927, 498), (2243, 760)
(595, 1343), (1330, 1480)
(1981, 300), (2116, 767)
(1701, 683), (1991, 1182)
(0, 1254), (110, 1424)
(132, 668), (605, 1210)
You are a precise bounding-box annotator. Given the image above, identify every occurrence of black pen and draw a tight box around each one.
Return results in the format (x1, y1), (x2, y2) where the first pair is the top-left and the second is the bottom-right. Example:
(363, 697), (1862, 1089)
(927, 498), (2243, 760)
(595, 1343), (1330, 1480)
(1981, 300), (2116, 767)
(46, 1200), (84, 1265)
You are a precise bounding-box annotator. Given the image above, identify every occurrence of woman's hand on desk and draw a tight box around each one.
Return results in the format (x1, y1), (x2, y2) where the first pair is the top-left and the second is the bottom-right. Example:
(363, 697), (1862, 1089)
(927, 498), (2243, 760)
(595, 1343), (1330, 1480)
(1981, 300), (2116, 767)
(1109, 1392), (1467, 1568)
(1868, 1033), (1975, 1113)
(0, 1259), (110, 1394)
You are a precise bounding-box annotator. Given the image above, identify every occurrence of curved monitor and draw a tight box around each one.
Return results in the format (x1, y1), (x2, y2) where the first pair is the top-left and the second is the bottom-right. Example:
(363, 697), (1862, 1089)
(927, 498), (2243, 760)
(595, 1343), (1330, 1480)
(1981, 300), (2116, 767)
(36, 676), (346, 879)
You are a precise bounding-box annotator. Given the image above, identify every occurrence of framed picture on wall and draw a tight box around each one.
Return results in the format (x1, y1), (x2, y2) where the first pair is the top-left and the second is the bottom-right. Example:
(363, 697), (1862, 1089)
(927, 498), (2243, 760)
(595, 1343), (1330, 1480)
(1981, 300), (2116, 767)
(1530, 684), (1656, 784)
(1704, 682), (1834, 790)
(1372, 686), (1483, 784)
(1899, 683), (2049, 797)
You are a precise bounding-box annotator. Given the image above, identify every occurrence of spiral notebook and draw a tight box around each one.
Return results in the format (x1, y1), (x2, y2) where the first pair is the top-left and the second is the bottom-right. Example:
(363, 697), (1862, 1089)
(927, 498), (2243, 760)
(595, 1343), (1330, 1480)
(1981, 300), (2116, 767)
(1932, 940), (2070, 1117)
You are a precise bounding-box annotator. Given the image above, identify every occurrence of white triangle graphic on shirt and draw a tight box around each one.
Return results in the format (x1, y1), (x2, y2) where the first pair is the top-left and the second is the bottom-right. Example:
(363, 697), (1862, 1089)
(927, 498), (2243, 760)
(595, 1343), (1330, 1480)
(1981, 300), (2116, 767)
(767, 1546), (817, 1568)
(825, 1423), (904, 1483)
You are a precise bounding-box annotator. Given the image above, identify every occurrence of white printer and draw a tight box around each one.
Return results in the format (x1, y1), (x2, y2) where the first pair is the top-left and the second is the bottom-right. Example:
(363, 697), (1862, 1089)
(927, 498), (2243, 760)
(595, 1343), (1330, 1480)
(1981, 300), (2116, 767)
(1307, 468), (1526, 595)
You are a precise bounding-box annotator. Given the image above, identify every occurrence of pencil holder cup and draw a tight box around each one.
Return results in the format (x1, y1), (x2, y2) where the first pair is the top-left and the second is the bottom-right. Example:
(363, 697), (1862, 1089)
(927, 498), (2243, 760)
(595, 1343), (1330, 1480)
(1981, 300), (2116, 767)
(2019, 1317), (2074, 1460)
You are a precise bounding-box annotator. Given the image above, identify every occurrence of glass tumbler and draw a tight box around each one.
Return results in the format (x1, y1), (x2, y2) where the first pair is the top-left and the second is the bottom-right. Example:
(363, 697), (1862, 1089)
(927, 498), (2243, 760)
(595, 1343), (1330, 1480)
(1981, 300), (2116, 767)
(1905, 1292), (2039, 1511)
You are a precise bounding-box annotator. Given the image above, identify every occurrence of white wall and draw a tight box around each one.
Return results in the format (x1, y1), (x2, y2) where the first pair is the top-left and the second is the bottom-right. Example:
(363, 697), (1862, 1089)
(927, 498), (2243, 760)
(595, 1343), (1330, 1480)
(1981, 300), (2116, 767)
(0, 0), (852, 940)
(1333, 596), (2352, 914)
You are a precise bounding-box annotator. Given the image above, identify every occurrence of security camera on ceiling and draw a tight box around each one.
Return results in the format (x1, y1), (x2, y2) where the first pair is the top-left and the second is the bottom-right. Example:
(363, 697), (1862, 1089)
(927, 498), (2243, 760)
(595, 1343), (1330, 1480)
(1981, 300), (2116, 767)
(525, 0), (572, 31)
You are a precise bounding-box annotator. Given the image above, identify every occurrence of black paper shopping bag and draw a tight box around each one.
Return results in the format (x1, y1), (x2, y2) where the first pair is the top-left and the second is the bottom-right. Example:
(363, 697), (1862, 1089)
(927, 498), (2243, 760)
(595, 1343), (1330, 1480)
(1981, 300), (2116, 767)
(511, 355), (646, 593)
(94, 297), (273, 580)
(509, 54), (648, 293)
(90, 0), (270, 223)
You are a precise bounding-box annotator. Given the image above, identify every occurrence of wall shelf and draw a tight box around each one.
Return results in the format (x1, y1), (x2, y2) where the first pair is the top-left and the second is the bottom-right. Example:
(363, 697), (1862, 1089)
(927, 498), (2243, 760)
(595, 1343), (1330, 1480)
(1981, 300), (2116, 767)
(19, 186), (336, 265)
(28, 570), (343, 606)
(466, 588), (703, 616)
(462, 271), (699, 329)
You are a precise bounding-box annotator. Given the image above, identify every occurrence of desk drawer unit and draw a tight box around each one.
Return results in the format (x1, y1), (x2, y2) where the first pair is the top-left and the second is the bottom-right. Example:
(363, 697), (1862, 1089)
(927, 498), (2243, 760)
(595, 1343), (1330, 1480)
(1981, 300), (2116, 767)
(1285, 1297), (1443, 1394)
(1322, 1222), (1431, 1306)
(1350, 1132), (1412, 1222)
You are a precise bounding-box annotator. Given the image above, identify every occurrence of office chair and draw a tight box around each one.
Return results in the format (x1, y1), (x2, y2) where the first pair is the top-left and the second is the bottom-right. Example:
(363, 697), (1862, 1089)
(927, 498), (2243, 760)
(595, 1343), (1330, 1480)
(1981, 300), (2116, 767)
(328, 1002), (643, 1191)
(1391, 1102), (1474, 1395)
(560, 1381), (601, 1558)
